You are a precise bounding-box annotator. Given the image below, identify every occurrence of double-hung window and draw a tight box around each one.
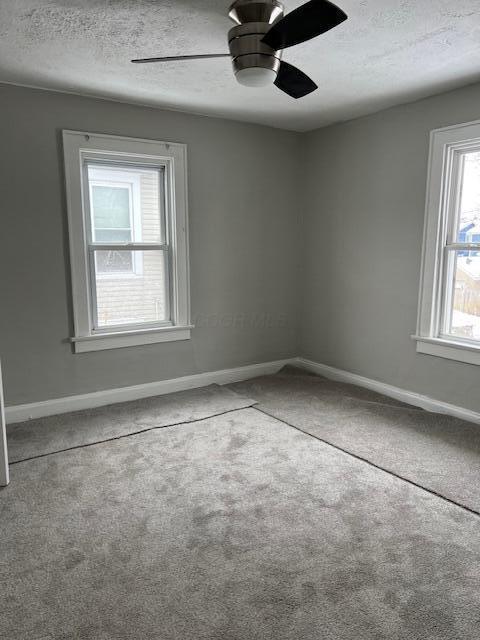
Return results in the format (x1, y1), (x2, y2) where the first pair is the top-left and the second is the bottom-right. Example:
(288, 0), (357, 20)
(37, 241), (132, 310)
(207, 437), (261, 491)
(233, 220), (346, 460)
(63, 131), (191, 352)
(415, 120), (480, 365)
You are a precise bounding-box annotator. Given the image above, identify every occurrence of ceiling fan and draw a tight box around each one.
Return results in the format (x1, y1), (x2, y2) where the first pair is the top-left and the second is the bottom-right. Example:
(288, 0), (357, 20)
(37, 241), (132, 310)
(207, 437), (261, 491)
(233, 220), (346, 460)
(131, 0), (347, 99)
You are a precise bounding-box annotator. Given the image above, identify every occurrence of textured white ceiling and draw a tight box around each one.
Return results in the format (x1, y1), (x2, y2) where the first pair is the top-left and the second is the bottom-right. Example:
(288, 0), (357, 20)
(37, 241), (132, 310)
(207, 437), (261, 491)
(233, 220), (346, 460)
(1, 0), (480, 131)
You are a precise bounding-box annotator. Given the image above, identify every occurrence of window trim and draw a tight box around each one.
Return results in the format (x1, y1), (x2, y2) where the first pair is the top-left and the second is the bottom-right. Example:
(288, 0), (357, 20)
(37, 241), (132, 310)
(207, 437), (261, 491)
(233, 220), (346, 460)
(414, 119), (480, 365)
(63, 130), (191, 352)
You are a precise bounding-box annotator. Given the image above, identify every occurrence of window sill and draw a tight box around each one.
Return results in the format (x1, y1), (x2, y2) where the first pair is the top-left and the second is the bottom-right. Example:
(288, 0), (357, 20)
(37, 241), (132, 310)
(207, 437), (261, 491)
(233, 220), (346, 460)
(412, 335), (480, 366)
(71, 325), (193, 353)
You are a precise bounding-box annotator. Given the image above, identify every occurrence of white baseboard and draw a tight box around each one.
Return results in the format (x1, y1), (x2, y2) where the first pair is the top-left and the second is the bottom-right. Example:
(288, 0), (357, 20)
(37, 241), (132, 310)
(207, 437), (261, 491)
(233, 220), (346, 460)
(6, 355), (480, 427)
(295, 357), (480, 425)
(5, 359), (292, 424)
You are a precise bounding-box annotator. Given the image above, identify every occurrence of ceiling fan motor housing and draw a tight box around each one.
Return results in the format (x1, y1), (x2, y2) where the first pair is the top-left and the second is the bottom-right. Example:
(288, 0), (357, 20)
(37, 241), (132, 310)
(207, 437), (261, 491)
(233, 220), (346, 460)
(228, 0), (284, 86)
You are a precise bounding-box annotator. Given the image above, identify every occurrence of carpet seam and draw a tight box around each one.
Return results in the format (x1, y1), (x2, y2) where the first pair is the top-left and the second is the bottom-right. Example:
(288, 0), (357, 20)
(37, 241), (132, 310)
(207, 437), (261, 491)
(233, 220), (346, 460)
(9, 403), (257, 466)
(252, 406), (480, 519)
(10, 400), (479, 520)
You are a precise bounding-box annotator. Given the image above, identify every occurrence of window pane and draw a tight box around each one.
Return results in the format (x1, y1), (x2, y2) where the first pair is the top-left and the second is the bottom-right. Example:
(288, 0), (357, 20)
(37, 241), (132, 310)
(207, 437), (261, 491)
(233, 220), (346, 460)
(92, 185), (131, 230)
(95, 229), (131, 243)
(93, 250), (169, 328)
(96, 250), (134, 274)
(457, 152), (480, 246)
(87, 164), (164, 244)
(444, 253), (480, 341)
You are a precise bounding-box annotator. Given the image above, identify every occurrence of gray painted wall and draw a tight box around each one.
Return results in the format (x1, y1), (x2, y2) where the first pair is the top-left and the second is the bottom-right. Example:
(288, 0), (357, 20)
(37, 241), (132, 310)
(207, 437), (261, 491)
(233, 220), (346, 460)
(3, 80), (480, 412)
(0, 84), (301, 405)
(302, 82), (480, 413)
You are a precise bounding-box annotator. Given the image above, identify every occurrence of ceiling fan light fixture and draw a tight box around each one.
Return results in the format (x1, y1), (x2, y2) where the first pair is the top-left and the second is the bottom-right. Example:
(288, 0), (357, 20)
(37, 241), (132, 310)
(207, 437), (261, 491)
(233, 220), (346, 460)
(235, 66), (277, 87)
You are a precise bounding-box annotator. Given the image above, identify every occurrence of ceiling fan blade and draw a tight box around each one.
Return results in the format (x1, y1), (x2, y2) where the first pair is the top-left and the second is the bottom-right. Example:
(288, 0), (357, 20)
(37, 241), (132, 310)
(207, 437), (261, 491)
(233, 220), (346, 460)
(131, 54), (230, 64)
(262, 0), (347, 50)
(274, 61), (317, 99)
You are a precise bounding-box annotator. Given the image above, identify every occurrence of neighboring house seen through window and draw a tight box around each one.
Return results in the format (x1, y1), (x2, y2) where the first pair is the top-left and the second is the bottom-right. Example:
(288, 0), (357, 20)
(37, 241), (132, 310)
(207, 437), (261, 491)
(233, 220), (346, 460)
(63, 131), (191, 352)
(89, 167), (142, 277)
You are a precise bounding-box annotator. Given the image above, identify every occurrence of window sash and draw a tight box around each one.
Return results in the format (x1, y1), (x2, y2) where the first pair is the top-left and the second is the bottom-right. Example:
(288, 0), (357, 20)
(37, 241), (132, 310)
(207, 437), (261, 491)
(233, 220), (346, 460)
(439, 246), (480, 343)
(88, 246), (172, 333)
(82, 160), (171, 333)
(436, 147), (480, 342)
(84, 161), (166, 241)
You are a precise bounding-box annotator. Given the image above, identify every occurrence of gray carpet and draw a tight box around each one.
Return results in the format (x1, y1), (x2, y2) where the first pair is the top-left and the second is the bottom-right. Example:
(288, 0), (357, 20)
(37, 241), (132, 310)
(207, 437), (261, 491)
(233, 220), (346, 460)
(2, 407), (480, 639)
(228, 367), (480, 513)
(6, 384), (255, 462)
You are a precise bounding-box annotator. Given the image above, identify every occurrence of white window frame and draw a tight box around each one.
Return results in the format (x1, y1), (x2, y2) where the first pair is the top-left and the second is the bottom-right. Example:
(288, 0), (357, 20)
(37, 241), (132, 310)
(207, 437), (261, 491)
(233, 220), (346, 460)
(414, 119), (480, 366)
(63, 130), (191, 353)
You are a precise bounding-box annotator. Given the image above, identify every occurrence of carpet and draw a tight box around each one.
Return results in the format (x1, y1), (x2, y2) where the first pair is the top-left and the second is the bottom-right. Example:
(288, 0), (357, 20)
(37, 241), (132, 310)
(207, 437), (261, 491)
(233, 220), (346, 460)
(2, 407), (480, 639)
(6, 384), (255, 462)
(228, 367), (480, 513)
